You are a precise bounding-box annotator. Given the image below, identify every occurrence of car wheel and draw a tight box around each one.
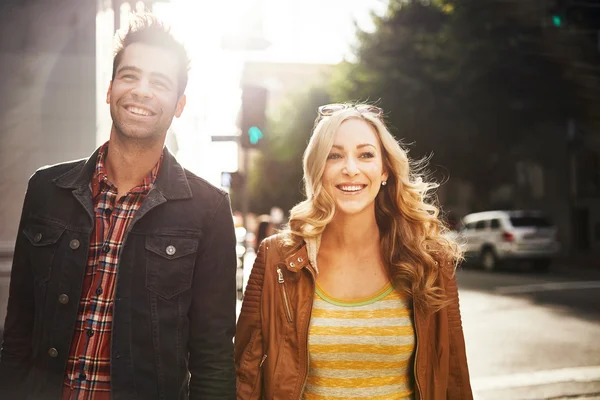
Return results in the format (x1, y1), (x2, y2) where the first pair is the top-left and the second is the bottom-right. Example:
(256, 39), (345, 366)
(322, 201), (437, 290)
(480, 248), (498, 272)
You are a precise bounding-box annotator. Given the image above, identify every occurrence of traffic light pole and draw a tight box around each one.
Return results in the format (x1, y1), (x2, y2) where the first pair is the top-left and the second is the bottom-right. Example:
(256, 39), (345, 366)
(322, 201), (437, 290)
(241, 147), (250, 240)
(211, 134), (251, 244)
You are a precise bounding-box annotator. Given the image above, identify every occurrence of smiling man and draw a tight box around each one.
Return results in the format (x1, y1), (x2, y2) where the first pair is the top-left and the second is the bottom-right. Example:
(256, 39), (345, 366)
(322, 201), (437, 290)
(0, 15), (236, 400)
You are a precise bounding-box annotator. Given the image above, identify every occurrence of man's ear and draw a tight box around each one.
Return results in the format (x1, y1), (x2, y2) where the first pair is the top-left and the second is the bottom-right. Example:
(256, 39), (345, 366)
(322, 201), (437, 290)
(175, 94), (186, 118)
(106, 81), (113, 104)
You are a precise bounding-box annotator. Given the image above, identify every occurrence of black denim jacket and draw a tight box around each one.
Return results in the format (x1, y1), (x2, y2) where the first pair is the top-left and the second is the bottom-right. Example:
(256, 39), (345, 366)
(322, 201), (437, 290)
(0, 147), (237, 399)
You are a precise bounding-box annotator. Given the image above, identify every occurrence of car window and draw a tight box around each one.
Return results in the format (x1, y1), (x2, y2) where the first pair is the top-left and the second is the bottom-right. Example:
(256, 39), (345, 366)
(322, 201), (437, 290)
(510, 216), (552, 227)
(475, 221), (487, 230)
(490, 219), (500, 229)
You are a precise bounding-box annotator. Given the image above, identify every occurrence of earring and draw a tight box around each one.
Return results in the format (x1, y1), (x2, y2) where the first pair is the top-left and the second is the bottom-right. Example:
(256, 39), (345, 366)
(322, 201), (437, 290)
(381, 181), (387, 186)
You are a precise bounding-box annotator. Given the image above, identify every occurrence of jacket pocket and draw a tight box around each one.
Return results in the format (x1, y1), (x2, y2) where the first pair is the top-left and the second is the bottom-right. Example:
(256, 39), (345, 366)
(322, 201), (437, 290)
(237, 328), (264, 399)
(145, 236), (198, 299)
(23, 221), (65, 284)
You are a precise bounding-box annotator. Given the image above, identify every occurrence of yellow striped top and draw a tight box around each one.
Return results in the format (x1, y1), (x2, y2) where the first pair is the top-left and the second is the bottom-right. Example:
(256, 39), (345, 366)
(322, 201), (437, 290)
(302, 282), (415, 400)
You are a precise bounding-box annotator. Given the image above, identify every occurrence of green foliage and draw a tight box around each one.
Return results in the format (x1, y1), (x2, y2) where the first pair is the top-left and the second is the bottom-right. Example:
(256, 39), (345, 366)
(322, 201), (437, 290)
(244, 0), (600, 214)
(332, 0), (577, 195)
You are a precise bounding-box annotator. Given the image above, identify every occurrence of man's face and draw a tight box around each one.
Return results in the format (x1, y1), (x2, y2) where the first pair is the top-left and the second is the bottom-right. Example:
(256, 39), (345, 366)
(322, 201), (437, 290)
(107, 43), (186, 143)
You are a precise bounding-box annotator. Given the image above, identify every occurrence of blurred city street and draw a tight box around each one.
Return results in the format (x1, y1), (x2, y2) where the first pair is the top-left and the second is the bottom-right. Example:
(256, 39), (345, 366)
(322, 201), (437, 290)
(236, 251), (600, 400)
(457, 267), (600, 400)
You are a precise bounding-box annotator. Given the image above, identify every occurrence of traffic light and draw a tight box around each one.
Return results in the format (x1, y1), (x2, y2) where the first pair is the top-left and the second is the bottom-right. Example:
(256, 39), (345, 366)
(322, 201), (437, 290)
(240, 85), (268, 149)
(552, 14), (562, 27)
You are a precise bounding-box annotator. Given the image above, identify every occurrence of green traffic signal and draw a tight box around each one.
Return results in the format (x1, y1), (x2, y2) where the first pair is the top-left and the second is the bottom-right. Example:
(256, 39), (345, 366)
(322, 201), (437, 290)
(248, 126), (264, 145)
(552, 15), (562, 27)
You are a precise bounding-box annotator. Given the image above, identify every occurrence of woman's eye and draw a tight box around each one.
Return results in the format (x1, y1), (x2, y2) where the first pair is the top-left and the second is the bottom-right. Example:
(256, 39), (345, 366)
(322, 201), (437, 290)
(327, 153), (341, 160)
(360, 152), (375, 159)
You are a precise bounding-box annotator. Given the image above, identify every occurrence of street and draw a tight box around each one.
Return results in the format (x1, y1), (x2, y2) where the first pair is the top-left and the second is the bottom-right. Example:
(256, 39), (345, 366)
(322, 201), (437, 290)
(1, 258), (599, 399)
(456, 267), (600, 399)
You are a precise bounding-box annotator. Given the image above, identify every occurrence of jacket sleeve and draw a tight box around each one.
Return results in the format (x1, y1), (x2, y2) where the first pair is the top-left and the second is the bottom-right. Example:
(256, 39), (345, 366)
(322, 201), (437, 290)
(188, 194), (237, 399)
(234, 239), (268, 400)
(0, 175), (36, 398)
(443, 264), (474, 400)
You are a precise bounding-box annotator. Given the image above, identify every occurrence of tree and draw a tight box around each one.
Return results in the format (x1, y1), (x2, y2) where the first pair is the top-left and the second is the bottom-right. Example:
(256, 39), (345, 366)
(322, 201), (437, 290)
(330, 0), (578, 208)
(243, 0), (600, 216)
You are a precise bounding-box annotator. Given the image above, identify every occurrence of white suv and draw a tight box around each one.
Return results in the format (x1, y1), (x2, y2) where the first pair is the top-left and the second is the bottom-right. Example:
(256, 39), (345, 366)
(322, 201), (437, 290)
(460, 210), (560, 271)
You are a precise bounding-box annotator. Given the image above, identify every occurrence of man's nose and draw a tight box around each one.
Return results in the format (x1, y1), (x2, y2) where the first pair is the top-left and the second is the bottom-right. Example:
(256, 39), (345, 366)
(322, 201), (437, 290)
(131, 78), (152, 98)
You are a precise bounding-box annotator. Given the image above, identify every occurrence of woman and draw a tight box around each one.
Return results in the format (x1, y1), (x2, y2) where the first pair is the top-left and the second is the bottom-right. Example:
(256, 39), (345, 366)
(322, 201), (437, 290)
(235, 103), (472, 400)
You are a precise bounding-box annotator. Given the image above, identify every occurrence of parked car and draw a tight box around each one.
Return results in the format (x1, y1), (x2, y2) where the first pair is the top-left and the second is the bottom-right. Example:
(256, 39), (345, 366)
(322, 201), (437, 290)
(460, 210), (560, 272)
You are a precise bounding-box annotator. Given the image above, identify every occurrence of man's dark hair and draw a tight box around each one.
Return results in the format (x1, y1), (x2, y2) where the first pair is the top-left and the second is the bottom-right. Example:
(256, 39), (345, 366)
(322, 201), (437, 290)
(112, 14), (190, 98)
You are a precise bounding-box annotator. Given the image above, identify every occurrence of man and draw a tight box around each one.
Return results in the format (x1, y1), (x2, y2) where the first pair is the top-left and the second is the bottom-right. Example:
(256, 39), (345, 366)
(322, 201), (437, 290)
(0, 15), (237, 399)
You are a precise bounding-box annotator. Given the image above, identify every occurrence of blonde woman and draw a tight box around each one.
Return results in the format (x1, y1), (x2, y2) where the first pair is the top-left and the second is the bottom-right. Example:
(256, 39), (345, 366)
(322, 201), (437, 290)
(235, 104), (472, 400)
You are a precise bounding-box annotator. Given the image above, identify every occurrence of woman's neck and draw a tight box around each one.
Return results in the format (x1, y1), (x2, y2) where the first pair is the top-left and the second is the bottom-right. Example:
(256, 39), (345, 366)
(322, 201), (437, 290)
(320, 211), (380, 251)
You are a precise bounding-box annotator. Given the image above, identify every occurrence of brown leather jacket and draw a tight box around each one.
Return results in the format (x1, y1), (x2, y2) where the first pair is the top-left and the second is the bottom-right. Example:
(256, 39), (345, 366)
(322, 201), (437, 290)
(235, 235), (473, 399)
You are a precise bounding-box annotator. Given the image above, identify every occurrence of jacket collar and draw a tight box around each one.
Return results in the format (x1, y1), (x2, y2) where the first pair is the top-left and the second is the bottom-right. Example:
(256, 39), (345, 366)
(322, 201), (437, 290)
(53, 146), (193, 200)
(284, 237), (320, 275)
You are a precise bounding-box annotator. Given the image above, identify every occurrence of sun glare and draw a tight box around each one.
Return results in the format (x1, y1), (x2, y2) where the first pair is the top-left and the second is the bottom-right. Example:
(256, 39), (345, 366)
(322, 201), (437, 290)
(151, 0), (249, 187)
(96, 0), (385, 189)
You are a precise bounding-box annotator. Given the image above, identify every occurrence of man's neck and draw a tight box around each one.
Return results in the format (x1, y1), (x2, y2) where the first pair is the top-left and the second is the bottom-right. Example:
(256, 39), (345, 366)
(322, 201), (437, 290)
(104, 133), (164, 197)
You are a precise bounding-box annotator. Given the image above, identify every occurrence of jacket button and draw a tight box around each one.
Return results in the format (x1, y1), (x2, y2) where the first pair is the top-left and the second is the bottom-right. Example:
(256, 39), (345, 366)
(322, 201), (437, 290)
(69, 239), (80, 250)
(33, 233), (42, 243)
(48, 348), (58, 358)
(58, 294), (69, 305)
(166, 245), (176, 256)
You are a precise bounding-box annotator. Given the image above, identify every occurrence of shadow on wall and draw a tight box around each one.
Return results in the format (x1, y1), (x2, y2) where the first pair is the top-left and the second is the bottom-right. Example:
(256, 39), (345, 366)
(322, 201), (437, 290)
(41, 2), (97, 165)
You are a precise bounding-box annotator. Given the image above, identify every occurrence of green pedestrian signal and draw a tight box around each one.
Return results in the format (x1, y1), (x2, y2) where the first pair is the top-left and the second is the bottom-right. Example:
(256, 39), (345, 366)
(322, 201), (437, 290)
(248, 126), (263, 145)
(240, 85), (268, 149)
(552, 15), (562, 27)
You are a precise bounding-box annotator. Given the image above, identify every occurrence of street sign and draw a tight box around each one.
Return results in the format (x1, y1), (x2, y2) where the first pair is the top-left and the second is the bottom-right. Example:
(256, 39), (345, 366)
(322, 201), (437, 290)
(211, 135), (239, 142)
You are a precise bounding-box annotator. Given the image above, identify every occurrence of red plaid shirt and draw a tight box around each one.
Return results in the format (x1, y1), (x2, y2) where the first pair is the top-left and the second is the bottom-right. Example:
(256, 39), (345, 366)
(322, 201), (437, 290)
(62, 142), (162, 400)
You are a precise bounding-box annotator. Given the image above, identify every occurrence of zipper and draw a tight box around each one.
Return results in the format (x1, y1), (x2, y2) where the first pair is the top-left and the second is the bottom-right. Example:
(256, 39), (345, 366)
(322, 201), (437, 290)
(299, 266), (316, 398)
(276, 267), (293, 323)
(259, 354), (268, 368)
(413, 306), (422, 400)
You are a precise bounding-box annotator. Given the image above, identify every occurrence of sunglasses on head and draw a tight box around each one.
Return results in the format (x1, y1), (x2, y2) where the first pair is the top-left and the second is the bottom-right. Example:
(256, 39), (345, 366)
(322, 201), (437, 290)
(317, 103), (384, 119)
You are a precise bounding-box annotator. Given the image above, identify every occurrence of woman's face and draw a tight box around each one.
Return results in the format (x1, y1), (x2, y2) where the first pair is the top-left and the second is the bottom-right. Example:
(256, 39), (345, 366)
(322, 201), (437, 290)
(322, 118), (388, 218)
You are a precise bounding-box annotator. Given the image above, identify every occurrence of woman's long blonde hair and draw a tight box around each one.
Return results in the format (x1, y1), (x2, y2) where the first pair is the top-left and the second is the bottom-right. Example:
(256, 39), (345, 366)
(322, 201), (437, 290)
(281, 106), (463, 312)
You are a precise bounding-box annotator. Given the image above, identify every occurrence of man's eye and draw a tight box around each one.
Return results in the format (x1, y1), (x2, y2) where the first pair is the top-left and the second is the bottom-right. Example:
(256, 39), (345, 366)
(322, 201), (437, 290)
(152, 81), (167, 88)
(122, 74), (136, 80)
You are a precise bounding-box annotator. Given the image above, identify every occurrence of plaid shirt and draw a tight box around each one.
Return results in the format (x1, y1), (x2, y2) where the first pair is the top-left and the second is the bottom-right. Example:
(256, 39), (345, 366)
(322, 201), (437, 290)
(62, 142), (162, 400)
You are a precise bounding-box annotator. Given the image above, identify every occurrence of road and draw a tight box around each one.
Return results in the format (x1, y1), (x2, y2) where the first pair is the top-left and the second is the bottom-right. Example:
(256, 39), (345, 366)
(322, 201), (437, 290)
(456, 266), (600, 399)
(2, 257), (599, 399)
